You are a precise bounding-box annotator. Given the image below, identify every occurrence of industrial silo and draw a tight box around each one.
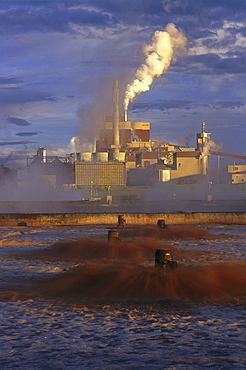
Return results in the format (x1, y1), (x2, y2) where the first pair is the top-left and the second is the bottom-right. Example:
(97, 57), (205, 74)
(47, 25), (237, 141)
(118, 152), (126, 162)
(78, 152), (92, 162)
(96, 152), (108, 162)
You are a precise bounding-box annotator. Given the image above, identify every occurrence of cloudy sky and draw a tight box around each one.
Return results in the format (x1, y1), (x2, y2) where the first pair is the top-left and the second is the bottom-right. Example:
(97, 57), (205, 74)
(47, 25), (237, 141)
(0, 0), (246, 169)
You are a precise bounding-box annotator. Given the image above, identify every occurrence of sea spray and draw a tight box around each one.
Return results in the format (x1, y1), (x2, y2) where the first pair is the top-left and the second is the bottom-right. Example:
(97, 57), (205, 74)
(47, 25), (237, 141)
(39, 262), (246, 303)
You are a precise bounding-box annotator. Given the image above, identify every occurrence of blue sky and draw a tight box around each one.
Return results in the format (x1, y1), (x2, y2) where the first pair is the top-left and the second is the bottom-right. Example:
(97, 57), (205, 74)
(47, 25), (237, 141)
(0, 0), (245, 169)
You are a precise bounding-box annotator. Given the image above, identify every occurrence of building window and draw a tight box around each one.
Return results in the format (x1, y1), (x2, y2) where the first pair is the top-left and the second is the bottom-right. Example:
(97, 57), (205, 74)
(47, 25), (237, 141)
(179, 163), (181, 167)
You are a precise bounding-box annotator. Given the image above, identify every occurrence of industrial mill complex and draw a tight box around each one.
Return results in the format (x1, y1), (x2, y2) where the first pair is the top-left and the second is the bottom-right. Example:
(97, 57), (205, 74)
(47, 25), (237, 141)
(27, 81), (246, 194)
(1, 81), (246, 203)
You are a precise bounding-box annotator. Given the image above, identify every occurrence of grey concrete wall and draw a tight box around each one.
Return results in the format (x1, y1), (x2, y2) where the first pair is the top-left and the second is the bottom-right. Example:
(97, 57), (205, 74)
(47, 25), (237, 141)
(0, 212), (245, 226)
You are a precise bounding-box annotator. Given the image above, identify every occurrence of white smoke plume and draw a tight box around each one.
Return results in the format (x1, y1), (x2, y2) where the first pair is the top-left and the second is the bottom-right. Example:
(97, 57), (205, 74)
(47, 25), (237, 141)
(200, 140), (222, 159)
(124, 23), (188, 111)
(69, 136), (93, 153)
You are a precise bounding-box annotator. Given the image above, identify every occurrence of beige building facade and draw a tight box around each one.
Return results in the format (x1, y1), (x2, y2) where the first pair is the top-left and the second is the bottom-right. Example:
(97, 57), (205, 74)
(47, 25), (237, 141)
(75, 162), (126, 187)
(170, 152), (201, 179)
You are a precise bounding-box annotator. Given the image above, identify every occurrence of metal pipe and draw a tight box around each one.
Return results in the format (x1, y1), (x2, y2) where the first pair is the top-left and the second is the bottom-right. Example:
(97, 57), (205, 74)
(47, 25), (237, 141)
(112, 80), (120, 160)
(124, 109), (128, 122)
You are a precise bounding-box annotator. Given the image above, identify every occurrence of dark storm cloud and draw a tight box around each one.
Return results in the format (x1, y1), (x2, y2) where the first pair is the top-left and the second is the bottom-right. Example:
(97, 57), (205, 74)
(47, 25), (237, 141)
(212, 101), (244, 109)
(0, 0), (245, 36)
(0, 0), (244, 50)
(132, 99), (244, 112)
(6, 0), (242, 25)
(0, 140), (37, 146)
(162, 0), (246, 16)
(201, 34), (235, 49)
(0, 0), (170, 35)
(0, 1), (114, 34)
(106, 0), (246, 33)
(0, 89), (57, 105)
(131, 99), (194, 112)
(216, 56), (246, 74)
(161, 1), (246, 44)
(8, 117), (31, 127)
(183, 53), (246, 75)
(87, 0), (165, 17)
(16, 131), (42, 137)
(0, 77), (24, 85)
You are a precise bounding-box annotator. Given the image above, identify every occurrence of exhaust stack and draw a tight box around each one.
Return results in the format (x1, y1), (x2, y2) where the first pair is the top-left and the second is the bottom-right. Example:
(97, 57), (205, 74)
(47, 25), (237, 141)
(196, 122), (211, 175)
(124, 109), (128, 122)
(112, 80), (120, 160)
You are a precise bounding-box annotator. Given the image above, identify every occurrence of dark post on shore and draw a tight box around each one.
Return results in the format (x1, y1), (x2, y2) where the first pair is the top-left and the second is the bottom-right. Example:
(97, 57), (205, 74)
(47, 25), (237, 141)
(157, 219), (167, 229)
(118, 215), (126, 228)
(108, 230), (120, 242)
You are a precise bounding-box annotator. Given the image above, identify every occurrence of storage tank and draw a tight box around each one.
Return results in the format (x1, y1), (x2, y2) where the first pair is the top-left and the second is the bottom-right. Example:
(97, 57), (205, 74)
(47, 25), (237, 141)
(42, 149), (47, 163)
(37, 146), (47, 163)
(96, 152), (108, 162)
(77, 152), (92, 162)
(159, 170), (171, 182)
(118, 152), (126, 162)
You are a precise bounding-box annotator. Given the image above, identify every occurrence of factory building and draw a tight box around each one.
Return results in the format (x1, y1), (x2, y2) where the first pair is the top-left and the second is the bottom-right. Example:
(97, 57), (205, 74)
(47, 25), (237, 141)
(97, 121), (131, 150)
(127, 151), (206, 186)
(65, 81), (212, 189)
(70, 120), (210, 188)
(27, 147), (74, 189)
(22, 79), (207, 190)
(26, 80), (213, 190)
(68, 80), (154, 187)
(75, 162), (126, 187)
(219, 164), (246, 184)
(96, 121), (151, 155)
(126, 124), (210, 186)
(27, 81), (246, 192)
(171, 151), (201, 179)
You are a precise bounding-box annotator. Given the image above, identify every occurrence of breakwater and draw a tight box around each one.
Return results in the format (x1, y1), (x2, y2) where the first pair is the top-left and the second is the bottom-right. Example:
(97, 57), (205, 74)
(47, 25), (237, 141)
(0, 212), (245, 227)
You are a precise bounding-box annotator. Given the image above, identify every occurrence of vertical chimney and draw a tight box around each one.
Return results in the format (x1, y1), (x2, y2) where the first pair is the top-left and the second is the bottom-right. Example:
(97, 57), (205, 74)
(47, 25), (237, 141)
(124, 109), (128, 122)
(112, 80), (120, 160)
(196, 122), (211, 175)
(201, 121), (205, 152)
(37, 146), (47, 163)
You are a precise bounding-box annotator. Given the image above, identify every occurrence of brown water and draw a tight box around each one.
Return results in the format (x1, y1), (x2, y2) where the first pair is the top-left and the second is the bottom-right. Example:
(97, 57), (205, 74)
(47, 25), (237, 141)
(0, 224), (245, 368)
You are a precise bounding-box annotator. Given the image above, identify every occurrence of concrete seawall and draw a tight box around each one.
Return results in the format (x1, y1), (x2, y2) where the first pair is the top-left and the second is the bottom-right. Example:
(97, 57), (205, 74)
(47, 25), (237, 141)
(0, 212), (245, 227)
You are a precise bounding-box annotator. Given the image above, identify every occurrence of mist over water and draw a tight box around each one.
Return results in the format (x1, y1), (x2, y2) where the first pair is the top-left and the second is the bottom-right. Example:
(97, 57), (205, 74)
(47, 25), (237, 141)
(39, 262), (246, 304)
(0, 224), (245, 368)
(2, 225), (245, 304)
(119, 225), (213, 239)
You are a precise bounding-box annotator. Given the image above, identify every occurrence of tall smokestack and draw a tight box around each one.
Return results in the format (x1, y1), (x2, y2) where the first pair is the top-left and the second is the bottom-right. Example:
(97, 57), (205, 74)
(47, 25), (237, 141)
(124, 109), (128, 122)
(197, 122), (211, 175)
(37, 146), (47, 163)
(201, 121), (205, 151)
(112, 80), (120, 160)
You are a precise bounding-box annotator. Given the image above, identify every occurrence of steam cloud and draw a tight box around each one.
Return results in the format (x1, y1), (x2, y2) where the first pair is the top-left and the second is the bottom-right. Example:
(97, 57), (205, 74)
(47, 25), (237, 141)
(200, 139), (222, 159)
(69, 135), (92, 153)
(124, 23), (188, 111)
